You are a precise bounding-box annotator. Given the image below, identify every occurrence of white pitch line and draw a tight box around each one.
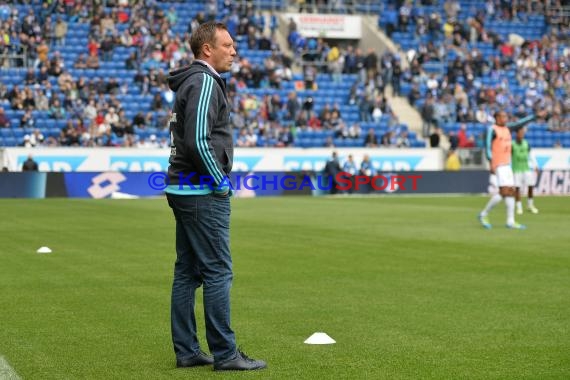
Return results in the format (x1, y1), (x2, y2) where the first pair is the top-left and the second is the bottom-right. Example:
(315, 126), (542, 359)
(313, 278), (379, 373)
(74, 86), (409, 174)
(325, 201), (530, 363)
(0, 356), (21, 380)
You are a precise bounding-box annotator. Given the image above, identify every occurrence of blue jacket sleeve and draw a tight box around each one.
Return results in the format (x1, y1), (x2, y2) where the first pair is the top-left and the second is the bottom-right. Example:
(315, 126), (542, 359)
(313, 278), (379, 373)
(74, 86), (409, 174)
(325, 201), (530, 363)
(485, 126), (494, 161)
(507, 114), (536, 131)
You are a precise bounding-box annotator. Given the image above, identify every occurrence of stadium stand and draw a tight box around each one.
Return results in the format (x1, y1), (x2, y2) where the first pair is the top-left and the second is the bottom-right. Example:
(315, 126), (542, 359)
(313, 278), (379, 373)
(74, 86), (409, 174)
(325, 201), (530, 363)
(376, 0), (570, 148)
(0, 0), (568, 149)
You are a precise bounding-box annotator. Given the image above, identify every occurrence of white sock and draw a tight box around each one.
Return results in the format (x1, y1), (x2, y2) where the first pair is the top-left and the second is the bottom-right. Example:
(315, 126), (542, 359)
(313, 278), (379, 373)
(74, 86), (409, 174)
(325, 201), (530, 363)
(528, 198), (534, 207)
(481, 194), (502, 216)
(516, 201), (522, 210)
(505, 196), (515, 225)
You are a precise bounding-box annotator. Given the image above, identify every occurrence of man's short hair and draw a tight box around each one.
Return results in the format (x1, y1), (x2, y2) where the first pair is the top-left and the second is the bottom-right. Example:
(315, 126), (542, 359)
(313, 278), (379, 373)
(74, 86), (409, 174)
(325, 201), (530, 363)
(190, 22), (228, 58)
(494, 110), (506, 120)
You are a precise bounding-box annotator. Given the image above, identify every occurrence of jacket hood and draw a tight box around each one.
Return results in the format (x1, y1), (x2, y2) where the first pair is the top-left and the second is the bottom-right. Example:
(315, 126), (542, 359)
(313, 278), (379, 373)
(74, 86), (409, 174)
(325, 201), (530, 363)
(168, 63), (209, 92)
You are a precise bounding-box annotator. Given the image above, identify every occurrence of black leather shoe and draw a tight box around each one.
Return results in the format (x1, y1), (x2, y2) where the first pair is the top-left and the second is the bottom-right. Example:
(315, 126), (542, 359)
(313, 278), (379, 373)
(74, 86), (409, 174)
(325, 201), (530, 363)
(214, 350), (267, 371)
(176, 351), (214, 368)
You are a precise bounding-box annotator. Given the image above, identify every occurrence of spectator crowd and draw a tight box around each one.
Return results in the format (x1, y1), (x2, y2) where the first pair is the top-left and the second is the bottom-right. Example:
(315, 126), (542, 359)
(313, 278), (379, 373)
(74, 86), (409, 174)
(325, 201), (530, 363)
(0, 0), (297, 148)
(0, 0), (568, 150)
(379, 0), (569, 147)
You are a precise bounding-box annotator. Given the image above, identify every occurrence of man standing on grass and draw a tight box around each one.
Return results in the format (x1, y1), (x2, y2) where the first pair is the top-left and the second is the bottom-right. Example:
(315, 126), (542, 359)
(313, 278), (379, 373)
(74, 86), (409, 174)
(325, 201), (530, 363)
(164, 22), (266, 371)
(512, 127), (539, 215)
(478, 110), (544, 230)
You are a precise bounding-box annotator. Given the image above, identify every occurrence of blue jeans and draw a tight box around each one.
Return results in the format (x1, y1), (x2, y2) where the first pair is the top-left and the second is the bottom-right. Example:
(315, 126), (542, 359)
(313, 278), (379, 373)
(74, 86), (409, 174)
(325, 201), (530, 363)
(166, 193), (236, 363)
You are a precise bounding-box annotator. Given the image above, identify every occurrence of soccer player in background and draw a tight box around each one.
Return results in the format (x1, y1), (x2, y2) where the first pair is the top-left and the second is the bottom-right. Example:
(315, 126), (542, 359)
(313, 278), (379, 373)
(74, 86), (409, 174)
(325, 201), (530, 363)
(512, 127), (539, 214)
(478, 110), (540, 229)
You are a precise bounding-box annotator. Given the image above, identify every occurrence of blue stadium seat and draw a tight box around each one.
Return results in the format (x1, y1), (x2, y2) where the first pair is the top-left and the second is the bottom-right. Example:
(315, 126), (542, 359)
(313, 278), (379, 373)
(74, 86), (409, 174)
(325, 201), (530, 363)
(3, 137), (17, 146)
(0, 129), (12, 138)
(48, 128), (62, 137)
(12, 128), (24, 139)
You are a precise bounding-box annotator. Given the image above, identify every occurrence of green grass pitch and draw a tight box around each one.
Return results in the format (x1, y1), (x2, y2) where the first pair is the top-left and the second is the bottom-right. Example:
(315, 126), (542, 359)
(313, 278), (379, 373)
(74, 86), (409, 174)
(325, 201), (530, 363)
(0, 196), (569, 379)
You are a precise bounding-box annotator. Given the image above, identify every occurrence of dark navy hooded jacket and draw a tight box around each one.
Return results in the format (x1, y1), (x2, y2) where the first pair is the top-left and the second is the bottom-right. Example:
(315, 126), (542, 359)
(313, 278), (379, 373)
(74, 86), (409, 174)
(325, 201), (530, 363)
(165, 61), (233, 193)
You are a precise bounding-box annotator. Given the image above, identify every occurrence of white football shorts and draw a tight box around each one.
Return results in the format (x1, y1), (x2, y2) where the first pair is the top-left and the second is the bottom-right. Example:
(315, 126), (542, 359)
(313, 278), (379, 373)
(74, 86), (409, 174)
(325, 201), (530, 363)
(495, 165), (515, 187)
(514, 170), (537, 188)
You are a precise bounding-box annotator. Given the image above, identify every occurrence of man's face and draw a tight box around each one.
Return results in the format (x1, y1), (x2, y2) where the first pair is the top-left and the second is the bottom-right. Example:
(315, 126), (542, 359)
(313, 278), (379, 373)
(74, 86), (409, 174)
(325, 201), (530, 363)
(495, 111), (508, 126)
(206, 29), (236, 73)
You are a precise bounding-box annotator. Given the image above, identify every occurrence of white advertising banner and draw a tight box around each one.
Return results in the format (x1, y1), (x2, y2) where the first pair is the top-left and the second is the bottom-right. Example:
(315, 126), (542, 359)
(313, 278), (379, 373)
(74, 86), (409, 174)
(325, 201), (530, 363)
(535, 170), (570, 195)
(532, 149), (570, 171)
(284, 13), (362, 39)
(2, 148), (445, 172)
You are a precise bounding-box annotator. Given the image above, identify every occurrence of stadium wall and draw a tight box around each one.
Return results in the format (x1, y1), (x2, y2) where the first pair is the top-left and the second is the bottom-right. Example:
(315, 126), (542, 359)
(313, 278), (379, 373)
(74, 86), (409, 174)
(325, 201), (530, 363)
(1, 147), (446, 172)
(1, 148), (568, 198)
(1, 170), (569, 199)
(2, 147), (570, 172)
